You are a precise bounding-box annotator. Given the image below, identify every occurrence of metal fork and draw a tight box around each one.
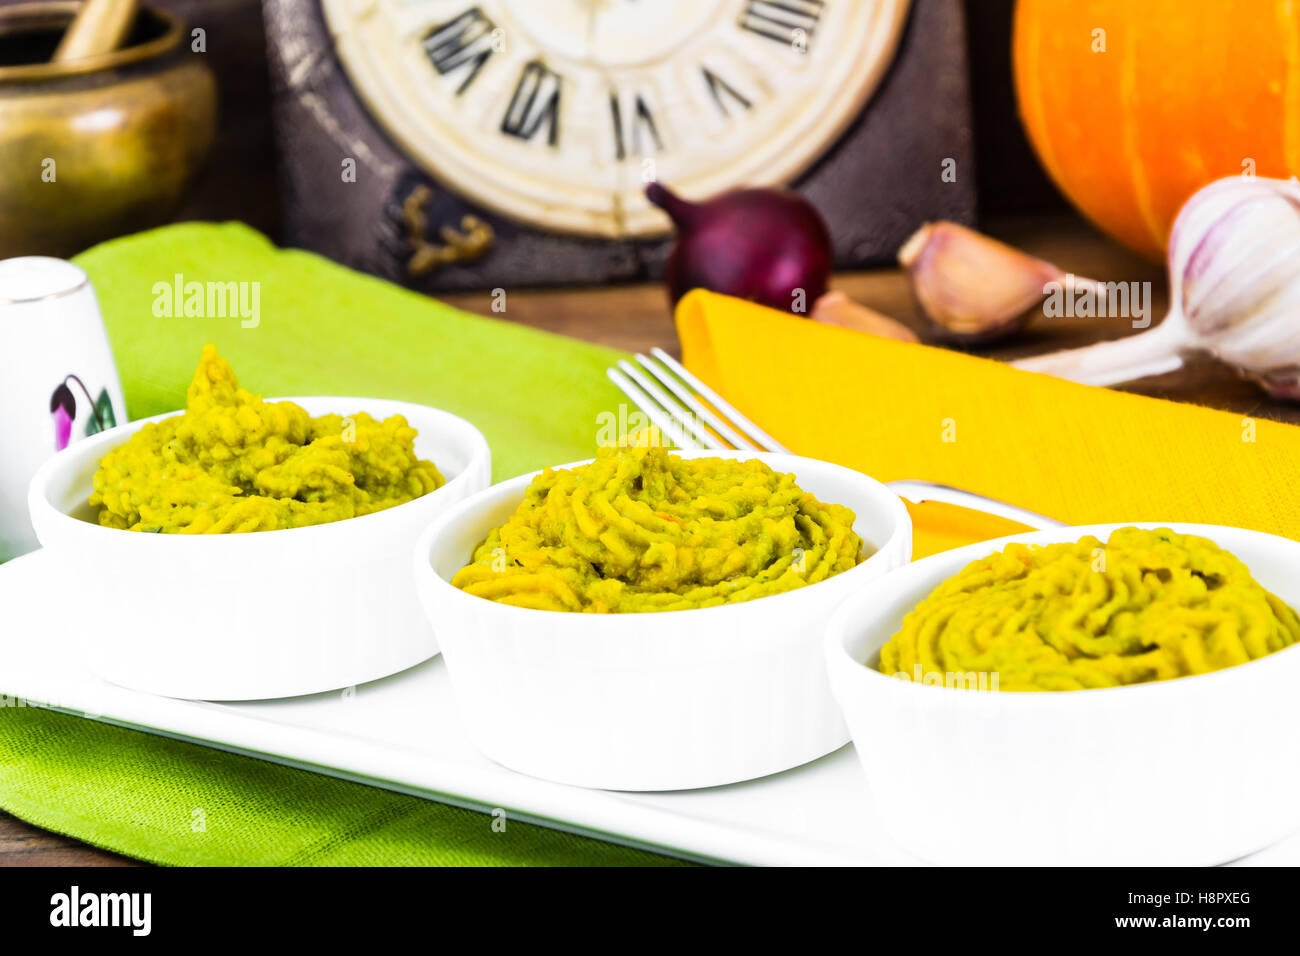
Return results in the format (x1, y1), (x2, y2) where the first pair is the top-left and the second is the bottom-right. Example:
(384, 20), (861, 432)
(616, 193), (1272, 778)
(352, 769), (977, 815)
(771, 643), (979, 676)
(607, 349), (1063, 531)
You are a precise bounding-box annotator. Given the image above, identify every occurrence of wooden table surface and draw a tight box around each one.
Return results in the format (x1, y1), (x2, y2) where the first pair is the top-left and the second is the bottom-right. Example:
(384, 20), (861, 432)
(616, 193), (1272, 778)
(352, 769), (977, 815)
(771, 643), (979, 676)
(5, 212), (1295, 866)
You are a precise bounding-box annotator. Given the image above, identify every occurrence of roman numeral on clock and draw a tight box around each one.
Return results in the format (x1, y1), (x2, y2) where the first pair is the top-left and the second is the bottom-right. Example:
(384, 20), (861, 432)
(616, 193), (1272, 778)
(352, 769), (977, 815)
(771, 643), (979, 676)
(501, 60), (562, 146)
(738, 0), (825, 48)
(610, 93), (663, 161)
(702, 67), (753, 117)
(423, 7), (498, 95)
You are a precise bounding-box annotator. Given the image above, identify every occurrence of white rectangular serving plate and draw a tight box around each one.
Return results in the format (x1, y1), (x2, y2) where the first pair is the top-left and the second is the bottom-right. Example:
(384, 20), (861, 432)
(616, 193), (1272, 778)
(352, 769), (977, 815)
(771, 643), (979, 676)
(1, 549), (1296, 866)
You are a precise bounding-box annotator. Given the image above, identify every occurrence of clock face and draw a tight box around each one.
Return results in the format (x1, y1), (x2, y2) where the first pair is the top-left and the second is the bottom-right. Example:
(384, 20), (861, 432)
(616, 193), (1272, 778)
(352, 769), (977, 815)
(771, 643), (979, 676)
(322, 0), (912, 237)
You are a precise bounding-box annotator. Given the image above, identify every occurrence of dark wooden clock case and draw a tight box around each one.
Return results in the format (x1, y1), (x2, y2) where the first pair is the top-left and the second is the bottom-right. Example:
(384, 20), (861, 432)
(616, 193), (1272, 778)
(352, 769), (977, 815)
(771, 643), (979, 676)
(262, 0), (976, 292)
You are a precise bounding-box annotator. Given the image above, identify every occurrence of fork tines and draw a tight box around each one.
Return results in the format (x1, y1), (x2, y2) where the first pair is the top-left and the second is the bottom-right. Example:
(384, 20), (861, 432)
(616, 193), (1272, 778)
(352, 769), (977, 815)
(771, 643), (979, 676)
(606, 348), (790, 454)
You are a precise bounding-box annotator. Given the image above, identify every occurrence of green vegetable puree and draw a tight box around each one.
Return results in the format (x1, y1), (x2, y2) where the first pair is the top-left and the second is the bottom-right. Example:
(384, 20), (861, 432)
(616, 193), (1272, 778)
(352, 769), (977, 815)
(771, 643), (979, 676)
(879, 527), (1300, 690)
(452, 445), (864, 613)
(90, 345), (444, 533)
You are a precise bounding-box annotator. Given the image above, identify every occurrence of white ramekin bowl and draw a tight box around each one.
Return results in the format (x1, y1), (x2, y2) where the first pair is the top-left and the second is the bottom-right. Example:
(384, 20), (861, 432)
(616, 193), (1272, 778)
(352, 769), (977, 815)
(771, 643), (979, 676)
(29, 397), (490, 701)
(413, 450), (912, 791)
(825, 521), (1300, 866)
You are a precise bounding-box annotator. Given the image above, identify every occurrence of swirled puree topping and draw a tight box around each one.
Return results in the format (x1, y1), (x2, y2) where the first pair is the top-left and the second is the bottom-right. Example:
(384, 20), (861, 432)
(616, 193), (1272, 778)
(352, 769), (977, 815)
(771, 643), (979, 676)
(878, 527), (1300, 691)
(90, 345), (444, 533)
(452, 445), (865, 613)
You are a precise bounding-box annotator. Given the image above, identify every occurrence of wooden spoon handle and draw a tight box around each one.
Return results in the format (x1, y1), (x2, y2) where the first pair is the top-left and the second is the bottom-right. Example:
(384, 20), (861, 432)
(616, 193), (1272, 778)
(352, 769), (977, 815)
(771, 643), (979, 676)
(52, 0), (139, 62)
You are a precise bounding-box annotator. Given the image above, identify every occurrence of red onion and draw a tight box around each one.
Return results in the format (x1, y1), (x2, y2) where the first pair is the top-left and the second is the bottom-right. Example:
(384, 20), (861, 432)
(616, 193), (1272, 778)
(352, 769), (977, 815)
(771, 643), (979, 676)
(647, 181), (832, 314)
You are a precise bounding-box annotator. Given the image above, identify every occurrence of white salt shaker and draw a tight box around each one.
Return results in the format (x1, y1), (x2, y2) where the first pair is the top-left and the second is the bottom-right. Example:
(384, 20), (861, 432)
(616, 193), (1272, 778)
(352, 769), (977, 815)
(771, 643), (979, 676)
(0, 257), (125, 561)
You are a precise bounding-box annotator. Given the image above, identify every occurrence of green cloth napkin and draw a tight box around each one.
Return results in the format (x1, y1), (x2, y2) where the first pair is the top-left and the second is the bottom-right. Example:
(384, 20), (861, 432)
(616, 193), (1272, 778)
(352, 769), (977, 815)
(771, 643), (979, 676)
(0, 222), (685, 866)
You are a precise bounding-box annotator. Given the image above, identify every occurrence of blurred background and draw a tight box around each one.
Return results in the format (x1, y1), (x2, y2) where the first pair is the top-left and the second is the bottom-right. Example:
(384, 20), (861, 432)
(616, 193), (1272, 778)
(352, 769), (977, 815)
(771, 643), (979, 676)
(4, 0), (1296, 419)
(0, 0), (1059, 265)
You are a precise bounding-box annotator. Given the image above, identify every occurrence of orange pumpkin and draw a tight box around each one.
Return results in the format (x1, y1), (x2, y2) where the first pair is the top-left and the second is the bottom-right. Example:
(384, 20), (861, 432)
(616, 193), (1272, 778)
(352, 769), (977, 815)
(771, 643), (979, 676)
(1013, 0), (1300, 261)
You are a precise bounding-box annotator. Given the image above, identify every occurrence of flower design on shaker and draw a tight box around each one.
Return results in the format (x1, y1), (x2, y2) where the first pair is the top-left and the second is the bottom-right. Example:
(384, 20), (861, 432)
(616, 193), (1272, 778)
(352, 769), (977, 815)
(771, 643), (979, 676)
(50, 383), (75, 451)
(49, 374), (116, 450)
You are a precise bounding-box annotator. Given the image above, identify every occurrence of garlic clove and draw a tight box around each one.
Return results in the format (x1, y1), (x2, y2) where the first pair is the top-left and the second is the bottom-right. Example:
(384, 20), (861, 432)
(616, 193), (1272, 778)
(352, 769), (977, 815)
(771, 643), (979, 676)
(810, 291), (919, 343)
(898, 221), (1064, 343)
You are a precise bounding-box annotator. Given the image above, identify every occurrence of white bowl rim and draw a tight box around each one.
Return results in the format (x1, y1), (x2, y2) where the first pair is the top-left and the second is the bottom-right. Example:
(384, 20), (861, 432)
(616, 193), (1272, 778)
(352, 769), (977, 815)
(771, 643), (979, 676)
(414, 448), (912, 623)
(826, 520), (1300, 704)
(28, 395), (491, 544)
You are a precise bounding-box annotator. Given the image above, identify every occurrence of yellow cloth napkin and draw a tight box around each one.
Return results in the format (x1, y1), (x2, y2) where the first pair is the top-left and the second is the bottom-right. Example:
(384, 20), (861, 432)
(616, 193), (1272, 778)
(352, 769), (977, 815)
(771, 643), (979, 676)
(676, 290), (1299, 559)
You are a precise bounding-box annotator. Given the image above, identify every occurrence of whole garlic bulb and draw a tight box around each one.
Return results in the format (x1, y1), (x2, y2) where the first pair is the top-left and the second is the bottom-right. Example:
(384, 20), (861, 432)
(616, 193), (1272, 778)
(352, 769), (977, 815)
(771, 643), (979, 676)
(1015, 175), (1300, 396)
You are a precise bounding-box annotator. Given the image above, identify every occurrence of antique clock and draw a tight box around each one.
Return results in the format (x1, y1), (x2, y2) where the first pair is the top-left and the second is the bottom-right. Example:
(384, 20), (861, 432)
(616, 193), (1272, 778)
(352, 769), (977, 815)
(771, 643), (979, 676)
(264, 0), (975, 289)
